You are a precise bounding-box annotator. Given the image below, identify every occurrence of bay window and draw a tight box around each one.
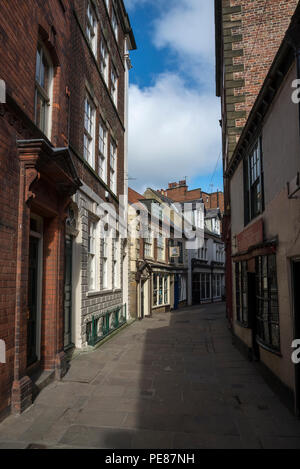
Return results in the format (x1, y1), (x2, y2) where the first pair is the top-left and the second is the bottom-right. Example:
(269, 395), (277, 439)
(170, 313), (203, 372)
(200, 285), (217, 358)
(164, 276), (169, 304)
(153, 274), (169, 307)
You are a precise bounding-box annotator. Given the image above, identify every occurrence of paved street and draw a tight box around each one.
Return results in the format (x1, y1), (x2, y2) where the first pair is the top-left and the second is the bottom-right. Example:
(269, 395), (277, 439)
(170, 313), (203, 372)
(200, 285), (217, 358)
(0, 303), (300, 449)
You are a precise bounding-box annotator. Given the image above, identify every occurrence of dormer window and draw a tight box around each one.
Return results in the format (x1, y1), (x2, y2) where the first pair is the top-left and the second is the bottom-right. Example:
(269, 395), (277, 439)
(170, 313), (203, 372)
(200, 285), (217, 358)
(35, 43), (53, 138)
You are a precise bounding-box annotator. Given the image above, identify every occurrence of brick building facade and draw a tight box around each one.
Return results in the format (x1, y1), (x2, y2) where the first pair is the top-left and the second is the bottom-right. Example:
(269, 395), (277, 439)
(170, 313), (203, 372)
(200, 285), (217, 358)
(215, 0), (298, 163)
(128, 188), (188, 320)
(215, 0), (298, 325)
(215, 0), (300, 413)
(0, 0), (135, 417)
(158, 181), (224, 213)
(67, 0), (135, 350)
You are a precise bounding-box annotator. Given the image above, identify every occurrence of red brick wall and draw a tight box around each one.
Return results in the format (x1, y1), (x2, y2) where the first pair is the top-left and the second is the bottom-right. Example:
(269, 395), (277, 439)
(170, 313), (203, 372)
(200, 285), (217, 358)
(70, 0), (126, 202)
(0, 0), (73, 415)
(221, 0), (298, 161)
(160, 185), (225, 212)
(237, 219), (264, 253)
(232, 0), (298, 122)
(0, 119), (18, 414)
(0, 0), (129, 415)
(0, 0), (72, 148)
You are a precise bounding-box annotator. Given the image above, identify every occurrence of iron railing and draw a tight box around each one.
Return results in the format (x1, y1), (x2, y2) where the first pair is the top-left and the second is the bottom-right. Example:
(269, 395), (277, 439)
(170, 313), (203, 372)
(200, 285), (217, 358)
(86, 304), (127, 347)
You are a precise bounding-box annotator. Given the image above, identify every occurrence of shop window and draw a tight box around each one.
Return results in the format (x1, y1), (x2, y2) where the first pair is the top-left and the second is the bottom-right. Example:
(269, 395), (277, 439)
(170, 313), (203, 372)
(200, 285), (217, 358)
(153, 274), (169, 307)
(235, 261), (248, 326)
(256, 255), (280, 352)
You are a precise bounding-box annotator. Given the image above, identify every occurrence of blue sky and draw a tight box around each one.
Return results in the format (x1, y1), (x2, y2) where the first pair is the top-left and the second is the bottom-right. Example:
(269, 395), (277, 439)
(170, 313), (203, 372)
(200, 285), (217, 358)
(124, 0), (223, 195)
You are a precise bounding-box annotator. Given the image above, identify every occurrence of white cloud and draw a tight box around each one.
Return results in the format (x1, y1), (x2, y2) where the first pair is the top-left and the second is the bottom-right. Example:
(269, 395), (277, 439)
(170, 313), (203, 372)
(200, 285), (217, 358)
(128, 74), (221, 194)
(153, 0), (215, 65)
(124, 0), (149, 11)
(126, 0), (221, 193)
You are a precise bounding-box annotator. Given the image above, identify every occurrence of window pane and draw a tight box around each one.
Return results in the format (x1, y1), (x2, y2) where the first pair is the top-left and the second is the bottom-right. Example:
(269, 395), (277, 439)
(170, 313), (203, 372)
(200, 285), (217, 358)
(153, 274), (158, 306)
(159, 275), (163, 305)
(164, 276), (168, 304)
(36, 47), (41, 82)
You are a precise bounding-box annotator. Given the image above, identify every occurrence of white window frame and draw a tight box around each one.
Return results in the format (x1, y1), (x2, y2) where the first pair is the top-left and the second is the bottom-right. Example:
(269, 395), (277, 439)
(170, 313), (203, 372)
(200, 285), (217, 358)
(88, 219), (97, 291)
(153, 274), (169, 307)
(157, 234), (165, 262)
(113, 238), (120, 289)
(86, 1), (98, 55)
(199, 240), (208, 260)
(200, 273), (211, 301)
(99, 121), (108, 183)
(100, 39), (109, 85)
(144, 231), (153, 259)
(110, 139), (117, 194)
(110, 64), (118, 107)
(84, 95), (96, 168)
(111, 7), (118, 42)
(102, 237), (109, 290)
(213, 274), (222, 298)
(35, 43), (54, 139)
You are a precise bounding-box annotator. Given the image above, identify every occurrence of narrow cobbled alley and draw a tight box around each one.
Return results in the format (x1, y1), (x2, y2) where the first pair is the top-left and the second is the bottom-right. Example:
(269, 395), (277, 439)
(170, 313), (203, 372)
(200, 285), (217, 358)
(1, 303), (300, 449)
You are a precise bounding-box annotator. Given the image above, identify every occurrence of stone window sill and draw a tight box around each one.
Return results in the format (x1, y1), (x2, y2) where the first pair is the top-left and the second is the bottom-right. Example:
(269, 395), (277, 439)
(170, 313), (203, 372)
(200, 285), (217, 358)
(86, 288), (122, 298)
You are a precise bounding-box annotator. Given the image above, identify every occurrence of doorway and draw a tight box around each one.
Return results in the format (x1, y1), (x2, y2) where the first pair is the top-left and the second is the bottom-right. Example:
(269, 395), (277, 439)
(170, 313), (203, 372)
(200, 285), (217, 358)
(293, 261), (300, 417)
(174, 275), (179, 310)
(192, 273), (200, 305)
(27, 215), (43, 368)
(64, 236), (73, 349)
(140, 281), (145, 320)
(140, 279), (150, 318)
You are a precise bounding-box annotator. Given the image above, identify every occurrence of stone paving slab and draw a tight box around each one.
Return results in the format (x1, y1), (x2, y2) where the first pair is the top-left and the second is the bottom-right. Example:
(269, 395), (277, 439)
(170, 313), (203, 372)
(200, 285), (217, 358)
(0, 303), (300, 449)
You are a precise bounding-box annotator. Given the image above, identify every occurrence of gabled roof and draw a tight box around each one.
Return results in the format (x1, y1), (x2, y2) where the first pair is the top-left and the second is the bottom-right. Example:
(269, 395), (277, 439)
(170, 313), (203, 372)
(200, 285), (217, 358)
(128, 187), (145, 204)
